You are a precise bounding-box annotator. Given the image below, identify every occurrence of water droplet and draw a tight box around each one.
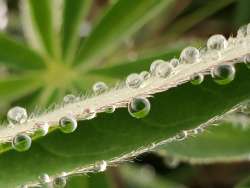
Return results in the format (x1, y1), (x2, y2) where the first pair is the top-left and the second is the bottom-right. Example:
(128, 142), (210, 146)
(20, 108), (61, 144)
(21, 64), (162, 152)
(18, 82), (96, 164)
(237, 25), (248, 38)
(83, 108), (96, 120)
(128, 97), (150, 119)
(94, 160), (107, 172)
(180, 46), (200, 64)
(126, 73), (143, 89)
(59, 116), (77, 133)
(7, 106), (28, 125)
(39, 173), (50, 184)
(190, 73), (204, 85)
(35, 122), (49, 136)
(63, 94), (77, 104)
(155, 62), (172, 78)
(170, 58), (179, 68)
(140, 71), (150, 80)
(211, 64), (235, 85)
(93, 82), (108, 95)
(12, 133), (32, 152)
(175, 131), (188, 141)
(194, 127), (204, 134)
(150, 59), (165, 75)
(207, 34), (228, 50)
(244, 54), (250, 69)
(53, 176), (67, 188)
(104, 105), (116, 113)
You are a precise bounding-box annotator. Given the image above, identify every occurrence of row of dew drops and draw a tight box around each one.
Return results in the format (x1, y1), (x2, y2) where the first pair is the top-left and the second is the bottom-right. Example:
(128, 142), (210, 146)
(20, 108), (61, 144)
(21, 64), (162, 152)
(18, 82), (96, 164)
(6, 23), (250, 187)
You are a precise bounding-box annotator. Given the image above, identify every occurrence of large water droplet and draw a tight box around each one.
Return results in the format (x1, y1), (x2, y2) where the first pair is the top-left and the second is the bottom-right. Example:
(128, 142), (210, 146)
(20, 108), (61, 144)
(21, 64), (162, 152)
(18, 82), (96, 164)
(35, 122), (49, 136)
(155, 62), (172, 78)
(128, 97), (150, 119)
(207, 34), (228, 50)
(53, 176), (67, 188)
(63, 94), (77, 104)
(93, 82), (108, 95)
(170, 58), (179, 68)
(190, 73), (204, 85)
(104, 105), (116, 113)
(12, 133), (32, 152)
(7, 106), (28, 125)
(94, 160), (107, 172)
(150, 59), (165, 75)
(126, 73), (143, 89)
(180, 46), (200, 64)
(59, 116), (77, 133)
(211, 64), (235, 85)
(140, 71), (150, 80)
(38, 173), (50, 184)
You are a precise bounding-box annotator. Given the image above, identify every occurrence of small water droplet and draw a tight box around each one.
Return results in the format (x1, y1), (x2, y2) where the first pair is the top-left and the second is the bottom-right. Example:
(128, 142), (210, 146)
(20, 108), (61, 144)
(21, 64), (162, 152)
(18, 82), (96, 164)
(128, 97), (150, 119)
(211, 64), (235, 85)
(94, 160), (107, 172)
(180, 46), (200, 64)
(155, 62), (172, 78)
(237, 25), (248, 38)
(140, 71), (150, 80)
(59, 116), (77, 133)
(104, 105), (116, 113)
(63, 94), (77, 104)
(150, 59), (165, 75)
(53, 176), (67, 188)
(7, 106), (28, 125)
(194, 127), (204, 134)
(39, 173), (50, 184)
(175, 131), (188, 141)
(126, 73), (143, 89)
(207, 34), (228, 50)
(35, 122), (49, 136)
(244, 54), (250, 69)
(170, 58), (179, 68)
(83, 108), (96, 120)
(93, 82), (108, 95)
(12, 133), (32, 152)
(190, 73), (204, 85)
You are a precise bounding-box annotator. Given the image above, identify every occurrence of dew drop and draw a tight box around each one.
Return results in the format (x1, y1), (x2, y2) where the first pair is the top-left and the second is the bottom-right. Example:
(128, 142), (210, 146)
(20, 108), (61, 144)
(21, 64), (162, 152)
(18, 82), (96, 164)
(150, 59), (165, 75)
(180, 46), (200, 64)
(207, 34), (228, 50)
(155, 62), (172, 78)
(170, 58), (179, 68)
(140, 71), (150, 80)
(211, 64), (235, 85)
(104, 105), (116, 113)
(128, 97), (150, 119)
(194, 127), (204, 134)
(63, 94), (77, 104)
(175, 131), (188, 141)
(35, 122), (49, 136)
(83, 108), (96, 120)
(190, 73), (204, 85)
(237, 25), (248, 38)
(59, 116), (77, 133)
(38, 173), (50, 184)
(93, 81), (108, 95)
(126, 73), (143, 89)
(7, 106), (28, 125)
(53, 176), (67, 188)
(94, 160), (107, 172)
(12, 133), (32, 152)
(244, 54), (250, 69)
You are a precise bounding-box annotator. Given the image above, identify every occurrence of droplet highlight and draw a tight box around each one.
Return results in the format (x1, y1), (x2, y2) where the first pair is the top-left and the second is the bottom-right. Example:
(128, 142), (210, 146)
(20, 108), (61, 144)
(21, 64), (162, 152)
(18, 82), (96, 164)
(180, 46), (200, 64)
(93, 82), (108, 95)
(126, 73), (143, 89)
(94, 160), (107, 172)
(207, 34), (228, 50)
(35, 122), (49, 136)
(155, 62), (172, 78)
(104, 105), (116, 113)
(190, 73), (204, 85)
(38, 173), (50, 184)
(128, 97), (150, 119)
(12, 133), (32, 152)
(59, 116), (77, 133)
(63, 94), (77, 104)
(211, 64), (236, 85)
(150, 59), (165, 75)
(53, 176), (67, 188)
(7, 106), (28, 125)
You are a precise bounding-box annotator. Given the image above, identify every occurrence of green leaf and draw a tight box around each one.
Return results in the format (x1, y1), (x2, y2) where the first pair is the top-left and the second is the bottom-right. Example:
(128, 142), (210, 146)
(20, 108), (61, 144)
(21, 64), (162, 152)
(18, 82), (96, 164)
(25, 0), (56, 58)
(75, 0), (174, 68)
(89, 49), (180, 79)
(0, 73), (43, 102)
(61, 0), (91, 63)
(159, 122), (250, 163)
(0, 34), (46, 70)
(0, 64), (250, 187)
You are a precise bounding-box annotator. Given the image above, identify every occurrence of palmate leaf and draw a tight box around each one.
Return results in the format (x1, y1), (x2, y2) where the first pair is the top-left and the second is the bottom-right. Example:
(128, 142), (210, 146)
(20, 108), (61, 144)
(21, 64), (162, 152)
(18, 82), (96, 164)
(75, 0), (174, 68)
(1, 64), (250, 187)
